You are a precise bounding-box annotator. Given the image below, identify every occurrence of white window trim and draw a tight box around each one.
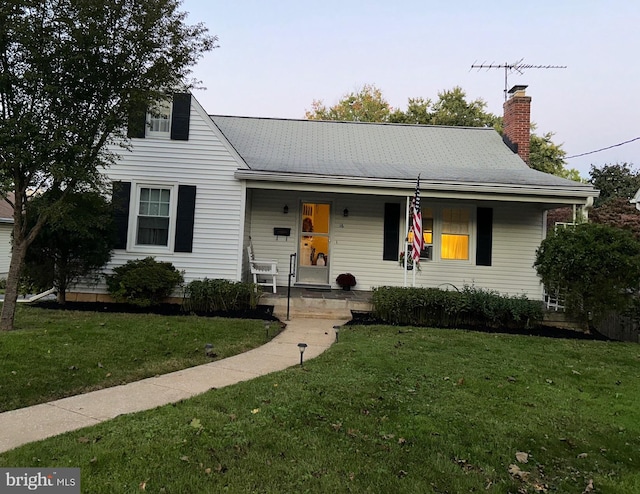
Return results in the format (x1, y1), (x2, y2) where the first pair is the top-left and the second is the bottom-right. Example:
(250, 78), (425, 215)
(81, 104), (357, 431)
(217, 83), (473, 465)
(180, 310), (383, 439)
(146, 100), (172, 139)
(127, 182), (179, 254)
(437, 205), (474, 263)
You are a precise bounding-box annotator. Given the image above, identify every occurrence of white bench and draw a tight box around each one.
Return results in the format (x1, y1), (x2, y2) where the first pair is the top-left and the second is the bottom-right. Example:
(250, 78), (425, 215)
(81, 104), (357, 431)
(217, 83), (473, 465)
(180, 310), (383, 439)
(247, 244), (278, 293)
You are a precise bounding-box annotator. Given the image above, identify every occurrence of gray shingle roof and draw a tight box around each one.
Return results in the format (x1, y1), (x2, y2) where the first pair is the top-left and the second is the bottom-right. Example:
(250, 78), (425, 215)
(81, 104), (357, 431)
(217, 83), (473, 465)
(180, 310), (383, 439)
(0, 195), (14, 222)
(211, 115), (593, 191)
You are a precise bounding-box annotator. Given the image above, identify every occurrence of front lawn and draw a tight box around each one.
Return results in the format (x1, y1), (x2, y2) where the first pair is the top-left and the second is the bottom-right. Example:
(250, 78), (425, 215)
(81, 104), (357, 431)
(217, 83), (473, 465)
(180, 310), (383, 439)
(1, 324), (638, 493)
(0, 305), (278, 412)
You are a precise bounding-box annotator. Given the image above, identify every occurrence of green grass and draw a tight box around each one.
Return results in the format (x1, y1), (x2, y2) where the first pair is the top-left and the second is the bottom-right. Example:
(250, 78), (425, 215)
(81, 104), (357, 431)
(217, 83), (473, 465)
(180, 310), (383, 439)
(0, 305), (278, 412)
(1, 324), (639, 493)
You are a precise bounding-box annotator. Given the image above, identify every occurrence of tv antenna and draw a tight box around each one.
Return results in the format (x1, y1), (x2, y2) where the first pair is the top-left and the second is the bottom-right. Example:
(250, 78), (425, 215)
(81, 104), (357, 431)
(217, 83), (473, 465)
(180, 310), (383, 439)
(470, 59), (567, 100)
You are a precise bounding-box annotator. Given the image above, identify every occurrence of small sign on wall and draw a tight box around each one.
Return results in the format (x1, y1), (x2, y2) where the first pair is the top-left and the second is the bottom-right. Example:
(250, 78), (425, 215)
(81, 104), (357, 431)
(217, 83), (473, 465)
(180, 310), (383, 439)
(274, 227), (291, 238)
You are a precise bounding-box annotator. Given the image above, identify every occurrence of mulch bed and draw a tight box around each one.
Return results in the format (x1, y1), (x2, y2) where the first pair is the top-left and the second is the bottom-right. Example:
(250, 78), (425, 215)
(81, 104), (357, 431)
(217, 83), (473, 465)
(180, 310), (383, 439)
(346, 311), (611, 341)
(31, 302), (610, 341)
(32, 300), (278, 321)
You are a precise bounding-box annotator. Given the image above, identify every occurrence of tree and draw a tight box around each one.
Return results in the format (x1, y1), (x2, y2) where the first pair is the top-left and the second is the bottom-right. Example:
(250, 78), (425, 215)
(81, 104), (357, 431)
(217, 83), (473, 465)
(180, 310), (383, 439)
(0, 1), (216, 330)
(23, 190), (115, 304)
(389, 87), (499, 127)
(529, 131), (581, 181)
(588, 163), (640, 207)
(305, 84), (392, 122)
(429, 87), (500, 127)
(586, 163), (640, 237)
(534, 223), (640, 324)
(589, 197), (640, 240)
(389, 97), (432, 125)
(307, 84), (580, 181)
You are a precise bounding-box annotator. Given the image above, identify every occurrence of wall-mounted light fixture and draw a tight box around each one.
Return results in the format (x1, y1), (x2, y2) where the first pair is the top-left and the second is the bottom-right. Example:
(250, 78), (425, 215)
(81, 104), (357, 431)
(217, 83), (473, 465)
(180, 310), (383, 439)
(343, 208), (349, 217)
(283, 205), (289, 214)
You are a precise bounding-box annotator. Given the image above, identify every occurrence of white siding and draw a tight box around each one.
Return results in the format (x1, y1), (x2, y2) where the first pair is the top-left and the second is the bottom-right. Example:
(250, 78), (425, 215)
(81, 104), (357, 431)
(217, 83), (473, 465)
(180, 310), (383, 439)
(410, 203), (545, 298)
(78, 98), (246, 294)
(0, 223), (11, 276)
(70, 95), (548, 302)
(249, 191), (546, 299)
(247, 190), (299, 286)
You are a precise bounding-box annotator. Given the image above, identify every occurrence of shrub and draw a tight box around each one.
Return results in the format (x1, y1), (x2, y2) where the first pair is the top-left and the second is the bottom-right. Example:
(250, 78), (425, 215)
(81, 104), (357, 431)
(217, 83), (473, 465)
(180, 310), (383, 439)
(534, 223), (640, 323)
(182, 278), (260, 313)
(106, 257), (183, 307)
(371, 285), (542, 329)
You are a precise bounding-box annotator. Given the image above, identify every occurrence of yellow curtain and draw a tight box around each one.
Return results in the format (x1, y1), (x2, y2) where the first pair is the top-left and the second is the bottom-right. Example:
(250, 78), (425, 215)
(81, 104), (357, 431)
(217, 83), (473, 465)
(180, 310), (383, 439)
(441, 234), (469, 260)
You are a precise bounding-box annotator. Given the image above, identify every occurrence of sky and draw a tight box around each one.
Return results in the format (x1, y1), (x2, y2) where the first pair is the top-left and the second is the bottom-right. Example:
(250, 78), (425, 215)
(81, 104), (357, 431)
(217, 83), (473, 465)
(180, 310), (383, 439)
(180, 0), (640, 178)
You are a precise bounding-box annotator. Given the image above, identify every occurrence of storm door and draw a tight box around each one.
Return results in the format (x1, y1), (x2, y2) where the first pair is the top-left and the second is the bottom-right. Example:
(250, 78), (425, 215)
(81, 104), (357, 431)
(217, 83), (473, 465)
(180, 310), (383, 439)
(297, 203), (330, 285)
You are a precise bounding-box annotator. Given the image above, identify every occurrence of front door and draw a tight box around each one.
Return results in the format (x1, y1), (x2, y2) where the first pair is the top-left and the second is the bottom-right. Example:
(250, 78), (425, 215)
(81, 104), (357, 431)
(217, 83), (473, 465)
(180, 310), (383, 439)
(297, 202), (330, 285)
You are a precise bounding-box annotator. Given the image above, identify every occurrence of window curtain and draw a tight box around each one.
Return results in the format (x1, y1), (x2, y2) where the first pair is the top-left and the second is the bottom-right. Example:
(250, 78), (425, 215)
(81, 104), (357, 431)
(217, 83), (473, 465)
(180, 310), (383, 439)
(137, 216), (169, 245)
(442, 208), (469, 260)
(442, 234), (469, 260)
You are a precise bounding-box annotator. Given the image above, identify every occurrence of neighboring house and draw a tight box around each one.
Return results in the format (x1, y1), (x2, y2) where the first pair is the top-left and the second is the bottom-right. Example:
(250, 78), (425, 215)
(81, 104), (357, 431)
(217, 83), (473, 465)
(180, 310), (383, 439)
(0, 196), (13, 277)
(69, 86), (598, 302)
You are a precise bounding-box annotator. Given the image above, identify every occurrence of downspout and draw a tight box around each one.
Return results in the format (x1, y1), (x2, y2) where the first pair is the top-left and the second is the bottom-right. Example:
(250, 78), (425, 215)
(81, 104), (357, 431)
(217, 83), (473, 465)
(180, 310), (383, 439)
(16, 288), (56, 303)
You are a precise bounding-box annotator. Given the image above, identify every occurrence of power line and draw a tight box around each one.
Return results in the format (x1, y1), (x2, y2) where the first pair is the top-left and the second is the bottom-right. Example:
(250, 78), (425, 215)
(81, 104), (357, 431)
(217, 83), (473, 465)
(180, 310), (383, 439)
(566, 136), (640, 159)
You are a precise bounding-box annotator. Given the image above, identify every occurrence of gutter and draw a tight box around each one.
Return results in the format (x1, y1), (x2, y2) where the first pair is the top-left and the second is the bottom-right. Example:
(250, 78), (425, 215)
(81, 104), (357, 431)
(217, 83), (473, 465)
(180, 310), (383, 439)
(233, 170), (598, 201)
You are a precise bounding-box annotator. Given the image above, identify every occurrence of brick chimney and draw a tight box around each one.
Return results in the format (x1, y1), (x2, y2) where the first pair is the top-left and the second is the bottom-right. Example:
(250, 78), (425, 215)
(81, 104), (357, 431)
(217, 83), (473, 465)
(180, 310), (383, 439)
(502, 85), (531, 165)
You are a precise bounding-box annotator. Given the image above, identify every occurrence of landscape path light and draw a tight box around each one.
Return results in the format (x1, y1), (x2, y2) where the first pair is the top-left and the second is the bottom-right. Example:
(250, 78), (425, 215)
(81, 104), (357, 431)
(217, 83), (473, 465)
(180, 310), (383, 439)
(297, 343), (308, 367)
(333, 325), (340, 342)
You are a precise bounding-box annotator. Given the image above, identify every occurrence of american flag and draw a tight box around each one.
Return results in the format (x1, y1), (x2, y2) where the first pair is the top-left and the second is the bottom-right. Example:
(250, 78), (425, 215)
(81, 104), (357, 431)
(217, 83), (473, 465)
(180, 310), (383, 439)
(412, 175), (423, 262)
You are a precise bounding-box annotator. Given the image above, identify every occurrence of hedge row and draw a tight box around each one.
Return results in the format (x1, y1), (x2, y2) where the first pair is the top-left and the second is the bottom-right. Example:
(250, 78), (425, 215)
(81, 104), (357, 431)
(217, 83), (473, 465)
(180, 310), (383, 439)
(371, 285), (543, 329)
(182, 278), (260, 313)
(106, 258), (259, 312)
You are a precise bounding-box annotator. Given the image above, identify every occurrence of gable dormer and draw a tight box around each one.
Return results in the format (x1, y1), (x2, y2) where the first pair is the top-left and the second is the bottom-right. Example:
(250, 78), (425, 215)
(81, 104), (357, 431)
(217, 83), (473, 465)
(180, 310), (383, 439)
(127, 93), (191, 141)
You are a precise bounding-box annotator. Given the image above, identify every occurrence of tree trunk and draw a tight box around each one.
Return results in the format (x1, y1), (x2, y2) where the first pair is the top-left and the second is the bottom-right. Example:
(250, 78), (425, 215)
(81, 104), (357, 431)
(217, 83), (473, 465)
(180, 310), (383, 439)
(0, 239), (27, 331)
(57, 278), (67, 305)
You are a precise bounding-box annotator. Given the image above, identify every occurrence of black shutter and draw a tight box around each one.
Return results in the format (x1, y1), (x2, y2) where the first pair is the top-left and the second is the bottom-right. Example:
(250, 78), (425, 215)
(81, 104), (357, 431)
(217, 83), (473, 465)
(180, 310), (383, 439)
(127, 98), (147, 138)
(170, 93), (191, 141)
(476, 207), (493, 266)
(383, 203), (401, 261)
(174, 185), (196, 253)
(112, 181), (131, 249)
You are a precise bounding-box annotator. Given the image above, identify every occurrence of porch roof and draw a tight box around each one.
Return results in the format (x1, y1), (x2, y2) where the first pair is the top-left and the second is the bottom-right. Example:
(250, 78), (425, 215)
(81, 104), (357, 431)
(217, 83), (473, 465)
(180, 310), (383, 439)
(210, 115), (597, 200)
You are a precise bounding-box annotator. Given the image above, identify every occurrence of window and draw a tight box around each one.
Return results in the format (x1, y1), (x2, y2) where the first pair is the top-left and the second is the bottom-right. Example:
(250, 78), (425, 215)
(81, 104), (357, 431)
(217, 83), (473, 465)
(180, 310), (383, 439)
(420, 208), (434, 260)
(399, 204), (491, 266)
(441, 208), (470, 260)
(146, 101), (171, 136)
(112, 181), (197, 253)
(136, 187), (171, 246)
(127, 93), (191, 140)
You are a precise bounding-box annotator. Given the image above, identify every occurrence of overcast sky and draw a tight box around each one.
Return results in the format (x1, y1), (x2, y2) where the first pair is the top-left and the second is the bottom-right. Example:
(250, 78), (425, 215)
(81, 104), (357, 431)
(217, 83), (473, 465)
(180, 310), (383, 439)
(181, 0), (639, 178)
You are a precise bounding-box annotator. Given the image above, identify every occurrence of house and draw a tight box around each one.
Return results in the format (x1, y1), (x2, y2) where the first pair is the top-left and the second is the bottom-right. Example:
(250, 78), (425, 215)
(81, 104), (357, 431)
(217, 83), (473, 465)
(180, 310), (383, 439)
(0, 196), (13, 278)
(68, 86), (598, 302)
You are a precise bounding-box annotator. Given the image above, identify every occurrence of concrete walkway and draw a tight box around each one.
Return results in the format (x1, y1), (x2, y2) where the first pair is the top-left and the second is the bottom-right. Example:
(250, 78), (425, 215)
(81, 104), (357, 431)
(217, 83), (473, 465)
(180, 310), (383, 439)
(0, 317), (343, 454)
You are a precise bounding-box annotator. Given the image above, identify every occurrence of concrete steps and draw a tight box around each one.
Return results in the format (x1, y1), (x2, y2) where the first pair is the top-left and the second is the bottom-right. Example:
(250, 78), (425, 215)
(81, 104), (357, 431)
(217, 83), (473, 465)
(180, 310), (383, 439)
(260, 289), (372, 320)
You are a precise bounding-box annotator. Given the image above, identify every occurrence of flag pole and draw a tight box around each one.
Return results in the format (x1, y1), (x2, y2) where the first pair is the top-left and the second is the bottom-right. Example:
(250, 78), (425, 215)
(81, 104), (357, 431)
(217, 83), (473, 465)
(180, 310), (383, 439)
(403, 195), (410, 287)
(412, 254), (417, 287)
(411, 175), (423, 288)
